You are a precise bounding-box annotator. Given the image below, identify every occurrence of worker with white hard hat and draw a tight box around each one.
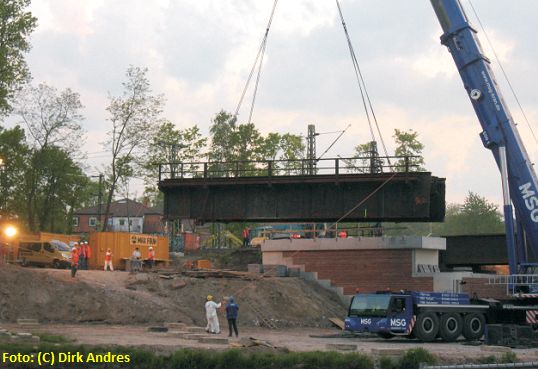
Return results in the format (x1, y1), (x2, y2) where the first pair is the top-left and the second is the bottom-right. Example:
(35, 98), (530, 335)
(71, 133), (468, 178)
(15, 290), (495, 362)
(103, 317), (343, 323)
(147, 246), (155, 270)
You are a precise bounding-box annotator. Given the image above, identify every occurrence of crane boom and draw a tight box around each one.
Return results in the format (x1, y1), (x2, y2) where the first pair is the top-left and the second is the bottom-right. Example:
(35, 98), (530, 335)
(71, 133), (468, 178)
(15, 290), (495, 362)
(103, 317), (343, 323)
(431, 0), (538, 274)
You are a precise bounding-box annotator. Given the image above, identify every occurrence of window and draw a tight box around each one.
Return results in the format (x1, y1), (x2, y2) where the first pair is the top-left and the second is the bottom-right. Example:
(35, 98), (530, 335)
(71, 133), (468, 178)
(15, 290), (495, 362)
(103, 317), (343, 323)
(119, 219), (125, 226)
(89, 217), (97, 227)
(21, 242), (42, 252)
(44, 243), (54, 253)
(73, 217), (79, 226)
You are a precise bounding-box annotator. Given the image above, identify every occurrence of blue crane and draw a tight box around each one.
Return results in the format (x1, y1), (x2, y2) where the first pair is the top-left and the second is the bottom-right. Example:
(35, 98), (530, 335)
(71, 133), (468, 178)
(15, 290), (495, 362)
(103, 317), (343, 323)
(431, 0), (538, 275)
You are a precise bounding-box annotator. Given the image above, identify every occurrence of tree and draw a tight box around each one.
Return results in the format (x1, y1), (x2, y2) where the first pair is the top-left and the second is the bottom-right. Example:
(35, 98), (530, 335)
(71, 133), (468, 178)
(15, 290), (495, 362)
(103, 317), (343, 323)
(102, 66), (164, 230)
(344, 141), (384, 174)
(393, 129), (425, 172)
(440, 192), (504, 235)
(0, 125), (30, 220)
(14, 82), (85, 155)
(0, 0), (37, 115)
(144, 121), (206, 203)
(22, 146), (90, 232)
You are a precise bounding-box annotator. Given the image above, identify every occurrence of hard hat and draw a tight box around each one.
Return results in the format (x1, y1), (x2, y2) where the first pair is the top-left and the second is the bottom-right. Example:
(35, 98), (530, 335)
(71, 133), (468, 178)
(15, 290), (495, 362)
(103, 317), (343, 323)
(149, 246), (153, 250)
(72, 247), (76, 251)
(74, 242), (79, 245)
(207, 295), (213, 301)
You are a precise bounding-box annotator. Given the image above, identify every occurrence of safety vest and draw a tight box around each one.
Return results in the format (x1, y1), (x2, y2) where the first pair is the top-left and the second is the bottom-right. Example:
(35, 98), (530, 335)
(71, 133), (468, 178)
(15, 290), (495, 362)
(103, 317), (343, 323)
(148, 250), (155, 260)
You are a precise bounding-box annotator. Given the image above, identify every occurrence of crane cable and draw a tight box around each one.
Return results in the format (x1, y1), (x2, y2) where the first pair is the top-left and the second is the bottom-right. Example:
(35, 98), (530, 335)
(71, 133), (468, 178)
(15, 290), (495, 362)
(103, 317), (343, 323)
(468, 0), (537, 145)
(234, 0), (279, 124)
(335, 0), (392, 166)
(317, 124), (351, 160)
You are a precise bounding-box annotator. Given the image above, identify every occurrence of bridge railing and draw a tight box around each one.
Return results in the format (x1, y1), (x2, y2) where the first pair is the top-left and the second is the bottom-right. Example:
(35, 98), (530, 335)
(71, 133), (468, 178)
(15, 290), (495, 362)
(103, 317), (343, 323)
(158, 155), (421, 181)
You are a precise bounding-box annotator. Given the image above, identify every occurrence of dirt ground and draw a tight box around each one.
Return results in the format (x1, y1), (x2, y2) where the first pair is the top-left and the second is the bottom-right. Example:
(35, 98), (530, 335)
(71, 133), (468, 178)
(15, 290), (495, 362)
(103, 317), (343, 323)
(2, 263), (538, 362)
(3, 323), (538, 362)
(0, 263), (345, 327)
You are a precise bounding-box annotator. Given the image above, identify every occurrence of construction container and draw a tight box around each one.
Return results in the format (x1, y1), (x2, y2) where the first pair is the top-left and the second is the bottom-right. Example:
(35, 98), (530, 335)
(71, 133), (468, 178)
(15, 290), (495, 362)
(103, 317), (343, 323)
(183, 232), (200, 251)
(88, 232), (169, 270)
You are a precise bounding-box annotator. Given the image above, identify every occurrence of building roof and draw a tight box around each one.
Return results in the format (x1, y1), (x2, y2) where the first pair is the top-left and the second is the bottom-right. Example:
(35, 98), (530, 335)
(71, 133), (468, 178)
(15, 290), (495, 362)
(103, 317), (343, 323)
(74, 198), (162, 217)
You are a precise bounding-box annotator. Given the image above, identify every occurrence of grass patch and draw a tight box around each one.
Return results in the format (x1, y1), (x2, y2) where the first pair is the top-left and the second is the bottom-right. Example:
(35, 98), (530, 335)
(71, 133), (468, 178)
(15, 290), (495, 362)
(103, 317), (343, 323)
(34, 333), (71, 344)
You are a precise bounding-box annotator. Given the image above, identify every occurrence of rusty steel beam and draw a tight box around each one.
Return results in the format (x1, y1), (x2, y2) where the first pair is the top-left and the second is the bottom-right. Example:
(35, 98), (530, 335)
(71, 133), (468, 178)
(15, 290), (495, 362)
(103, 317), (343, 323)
(159, 172), (445, 223)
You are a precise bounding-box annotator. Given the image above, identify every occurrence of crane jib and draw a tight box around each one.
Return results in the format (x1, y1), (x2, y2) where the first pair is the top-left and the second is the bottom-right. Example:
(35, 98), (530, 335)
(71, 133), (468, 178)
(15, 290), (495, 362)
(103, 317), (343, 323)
(519, 182), (538, 222)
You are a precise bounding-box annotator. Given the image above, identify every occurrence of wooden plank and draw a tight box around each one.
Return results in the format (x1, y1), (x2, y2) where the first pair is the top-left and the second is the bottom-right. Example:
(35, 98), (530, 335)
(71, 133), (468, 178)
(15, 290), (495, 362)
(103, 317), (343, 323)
(328, 317), (345, 330)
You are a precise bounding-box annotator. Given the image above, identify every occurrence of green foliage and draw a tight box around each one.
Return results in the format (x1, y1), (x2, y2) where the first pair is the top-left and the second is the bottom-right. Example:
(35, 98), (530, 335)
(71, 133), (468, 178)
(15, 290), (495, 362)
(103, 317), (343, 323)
(476, 355), (497, 364)
(393, 129), (425, 172)
(0, 0), (37, 115)
(379, 355), (398, 369)
(207, 110), (304, 177)
(34, 333), (71, 344)
(499, 352), (518, 363)
(345, 141), (384, 173)
(439, 192), (504, 235)
(398, 348), (437, 369)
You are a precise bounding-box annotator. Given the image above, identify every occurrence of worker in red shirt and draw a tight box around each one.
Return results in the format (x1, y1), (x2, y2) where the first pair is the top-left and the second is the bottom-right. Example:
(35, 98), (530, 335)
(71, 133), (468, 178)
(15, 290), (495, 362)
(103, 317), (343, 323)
(104, 248), (113, 271)
(147, 246), (155, 269)
(71, 243), (79, 278)
(338, 230), (348, 238)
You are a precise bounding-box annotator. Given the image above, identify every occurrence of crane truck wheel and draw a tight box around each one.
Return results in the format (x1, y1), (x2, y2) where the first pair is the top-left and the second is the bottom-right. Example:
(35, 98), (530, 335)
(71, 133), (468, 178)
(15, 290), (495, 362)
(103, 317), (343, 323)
(415, 312), (439, 342)
(439, 313), (463, 342)
(463, 313), (485, 340)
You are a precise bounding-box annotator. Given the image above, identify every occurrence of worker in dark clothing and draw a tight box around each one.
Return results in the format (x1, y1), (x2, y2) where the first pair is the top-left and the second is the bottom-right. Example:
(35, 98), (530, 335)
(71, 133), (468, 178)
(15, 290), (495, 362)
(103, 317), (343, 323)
(225, 296), (239, 337)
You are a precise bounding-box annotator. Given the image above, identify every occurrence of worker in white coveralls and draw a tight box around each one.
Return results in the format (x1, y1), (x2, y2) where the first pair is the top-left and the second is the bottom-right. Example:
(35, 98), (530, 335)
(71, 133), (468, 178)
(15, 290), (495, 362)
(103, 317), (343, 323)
(205, 295), (222, 334)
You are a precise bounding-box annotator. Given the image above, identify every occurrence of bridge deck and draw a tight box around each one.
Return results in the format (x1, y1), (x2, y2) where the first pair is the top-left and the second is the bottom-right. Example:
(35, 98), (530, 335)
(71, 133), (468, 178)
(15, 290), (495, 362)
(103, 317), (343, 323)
(158, 157), (445, 223)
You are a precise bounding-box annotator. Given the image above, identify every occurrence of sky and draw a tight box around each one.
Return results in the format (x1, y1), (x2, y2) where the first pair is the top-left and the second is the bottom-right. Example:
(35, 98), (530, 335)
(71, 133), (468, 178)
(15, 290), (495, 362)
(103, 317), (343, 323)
(9, 0), (538, 206)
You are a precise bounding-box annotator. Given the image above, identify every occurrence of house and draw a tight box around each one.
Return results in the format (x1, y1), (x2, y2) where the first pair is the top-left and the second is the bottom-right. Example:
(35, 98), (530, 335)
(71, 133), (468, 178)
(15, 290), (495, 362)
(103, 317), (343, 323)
(72, 199), (165, 234)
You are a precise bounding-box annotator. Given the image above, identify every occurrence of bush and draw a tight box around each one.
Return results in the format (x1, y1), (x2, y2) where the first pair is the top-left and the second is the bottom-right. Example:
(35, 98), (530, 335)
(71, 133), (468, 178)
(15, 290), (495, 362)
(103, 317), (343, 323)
(398, 348), (437, 369)
(379, 356), (397, 369)
(499, 352), (518, 364)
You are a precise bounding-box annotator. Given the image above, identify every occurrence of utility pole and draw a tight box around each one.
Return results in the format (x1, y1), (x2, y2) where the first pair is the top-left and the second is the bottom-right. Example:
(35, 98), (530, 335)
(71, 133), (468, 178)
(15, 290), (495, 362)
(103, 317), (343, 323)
(306, 124), (318, 175)
(92, 174), (104, 229)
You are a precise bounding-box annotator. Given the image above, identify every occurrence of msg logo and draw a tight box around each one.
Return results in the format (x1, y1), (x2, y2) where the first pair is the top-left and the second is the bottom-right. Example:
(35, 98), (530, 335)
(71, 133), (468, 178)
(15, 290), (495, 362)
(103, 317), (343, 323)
(390, 318), (406, 327)
(360, 318), (371, 325)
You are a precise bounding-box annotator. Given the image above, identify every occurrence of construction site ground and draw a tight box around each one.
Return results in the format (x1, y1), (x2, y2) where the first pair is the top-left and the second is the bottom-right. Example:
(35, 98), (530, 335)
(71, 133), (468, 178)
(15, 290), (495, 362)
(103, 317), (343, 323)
(2, 261), (538, 362)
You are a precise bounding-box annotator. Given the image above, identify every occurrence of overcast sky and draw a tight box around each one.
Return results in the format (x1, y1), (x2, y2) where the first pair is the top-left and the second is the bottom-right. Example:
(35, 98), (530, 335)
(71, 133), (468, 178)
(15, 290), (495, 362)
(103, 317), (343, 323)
(10, 0), (538, 206)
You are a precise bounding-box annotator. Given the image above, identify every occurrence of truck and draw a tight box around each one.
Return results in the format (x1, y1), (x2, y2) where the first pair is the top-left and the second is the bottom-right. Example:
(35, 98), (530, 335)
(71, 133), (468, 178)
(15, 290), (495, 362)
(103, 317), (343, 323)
(346, 0), (538, 342)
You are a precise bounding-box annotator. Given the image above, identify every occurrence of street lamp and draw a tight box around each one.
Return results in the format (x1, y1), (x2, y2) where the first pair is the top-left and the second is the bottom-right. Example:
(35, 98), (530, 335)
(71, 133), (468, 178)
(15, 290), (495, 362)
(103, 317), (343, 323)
(4, 225), (17, 238)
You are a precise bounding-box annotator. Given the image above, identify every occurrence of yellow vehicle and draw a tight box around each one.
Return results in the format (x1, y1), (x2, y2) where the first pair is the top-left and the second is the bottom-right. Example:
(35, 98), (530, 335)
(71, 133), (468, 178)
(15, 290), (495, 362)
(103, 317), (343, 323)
(18, 240), (72, 268)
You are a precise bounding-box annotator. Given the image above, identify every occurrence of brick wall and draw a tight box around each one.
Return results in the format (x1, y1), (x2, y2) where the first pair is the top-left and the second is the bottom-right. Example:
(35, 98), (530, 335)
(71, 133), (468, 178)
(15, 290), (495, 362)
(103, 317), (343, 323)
(284, 249), (433, 295)
(462, 277), (508, 300)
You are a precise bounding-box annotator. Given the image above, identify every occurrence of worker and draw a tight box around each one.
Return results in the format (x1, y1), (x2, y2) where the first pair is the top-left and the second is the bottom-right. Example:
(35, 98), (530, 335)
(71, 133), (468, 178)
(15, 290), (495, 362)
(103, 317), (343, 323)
(79, 241), (87, 270)
(104, 248), (113, 271)
(131, 247), (142, 272)
(85, 241), (92, 269)
(205, 295), (222, 334)
(71, 244), (79, 278)
(225, 296), (239, 337)
(338, 230), (348, 238)
(242, 226), (250, 248)
(147, 246), (155, 270)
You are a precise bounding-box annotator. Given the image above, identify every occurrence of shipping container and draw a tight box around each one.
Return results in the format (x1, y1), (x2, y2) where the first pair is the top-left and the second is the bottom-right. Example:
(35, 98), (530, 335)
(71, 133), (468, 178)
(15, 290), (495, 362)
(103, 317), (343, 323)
(88, 232), (169, 270)
(183, 232), (200, 251)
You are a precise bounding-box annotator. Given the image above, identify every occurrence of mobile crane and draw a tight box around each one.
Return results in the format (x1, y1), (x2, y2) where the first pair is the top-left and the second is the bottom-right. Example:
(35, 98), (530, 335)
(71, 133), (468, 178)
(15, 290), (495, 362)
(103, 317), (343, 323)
(344, 0), (538, 342)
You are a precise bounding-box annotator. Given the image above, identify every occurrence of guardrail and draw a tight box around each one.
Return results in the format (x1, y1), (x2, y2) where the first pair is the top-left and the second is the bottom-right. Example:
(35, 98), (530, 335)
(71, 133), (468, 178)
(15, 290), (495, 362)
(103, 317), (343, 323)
(158, 155), (420, 181)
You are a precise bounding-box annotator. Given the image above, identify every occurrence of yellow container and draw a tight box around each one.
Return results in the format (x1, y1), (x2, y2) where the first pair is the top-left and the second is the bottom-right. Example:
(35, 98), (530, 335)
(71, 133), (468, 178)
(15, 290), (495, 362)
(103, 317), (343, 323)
(88, 232), (169, 270)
